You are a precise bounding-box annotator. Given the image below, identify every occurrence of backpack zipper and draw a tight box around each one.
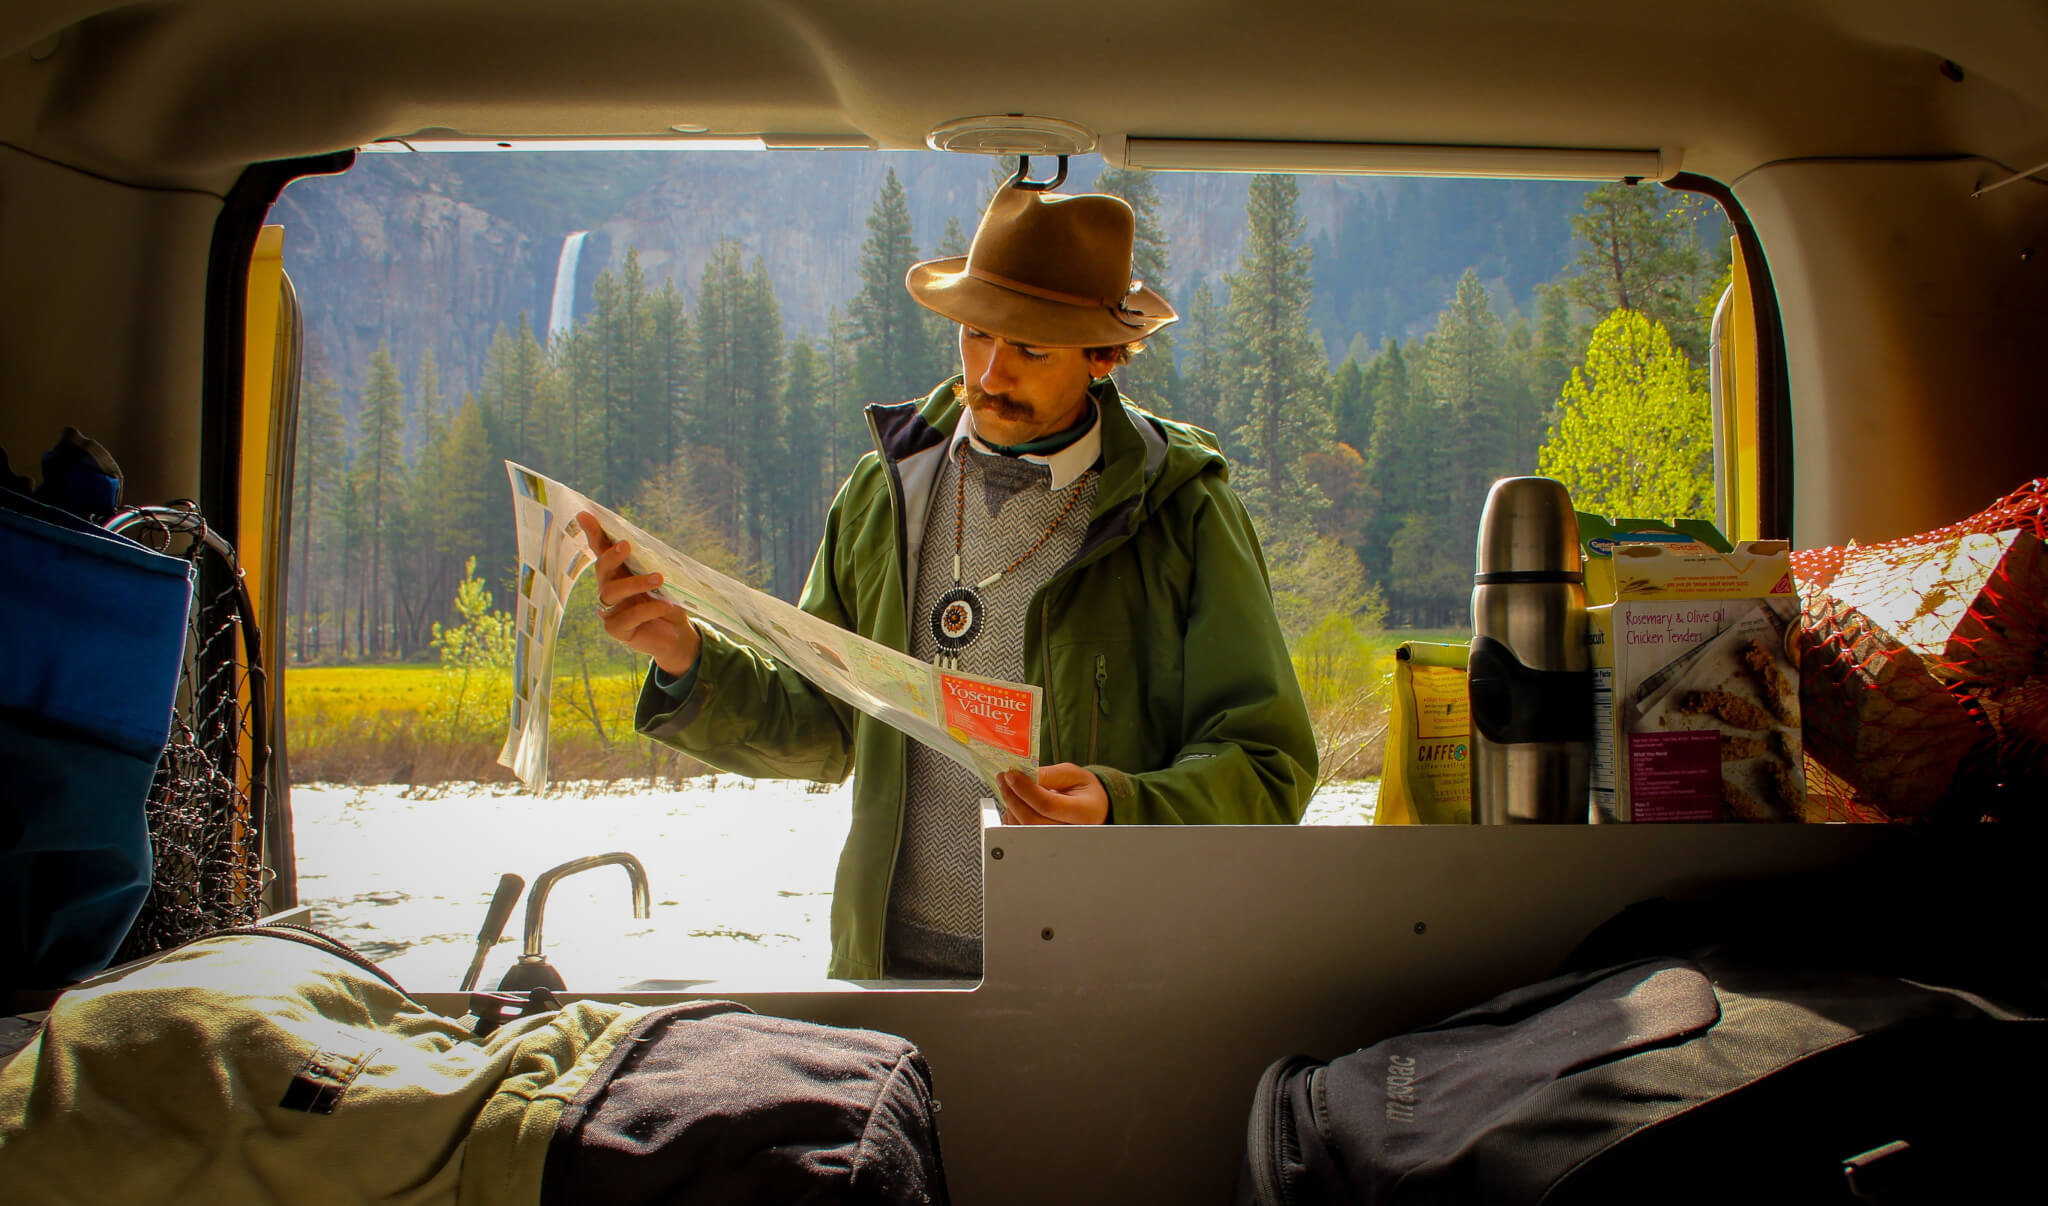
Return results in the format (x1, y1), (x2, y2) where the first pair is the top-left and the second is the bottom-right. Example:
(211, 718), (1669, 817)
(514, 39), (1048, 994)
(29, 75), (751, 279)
(1245, 1055), (1315, 1206)
(221, 923), (409, 995)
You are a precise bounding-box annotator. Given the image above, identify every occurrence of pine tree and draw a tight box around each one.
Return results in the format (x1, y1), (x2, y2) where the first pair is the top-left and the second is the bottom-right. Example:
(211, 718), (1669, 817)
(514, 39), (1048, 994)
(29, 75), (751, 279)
(736, 255), (787, 579)
(1221, 174), (1332, 534)
(1564, 183), (1712, 361)
(934, 215), (969, 259)
(353, 345), (407, 655)
(646, 278), (692, 471)
(595, 247), (651, 500)
(853, 168), (937, 405)
(340, 468), (364, 659)
(413, 346), (443, 461)
(1093, 166), (1177, 410)
(1538, 309), (1713, 518)
(556, 322), (605, 495)
(1178, 278), (1227, 433)
(691, 241), (748, 551)
(291, 372), (345, 662)
(921, 214), (972, 358)
(1331, 355), (1371, 453)
(1426, 270), (1513, 521)
(394, 347), (453, 651)
(1358, 339), (1430, 612)
(821, 306), (864, 486)
(478, 315), (546, 468)
(1532, 282), (1576, 417)
(439, 396), (498, 572)
(779, 337), (827, 600)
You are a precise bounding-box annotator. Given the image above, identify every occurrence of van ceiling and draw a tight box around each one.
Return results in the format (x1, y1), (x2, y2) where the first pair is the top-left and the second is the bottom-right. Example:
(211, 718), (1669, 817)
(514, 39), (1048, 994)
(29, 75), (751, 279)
(4, 1), (2046, 190)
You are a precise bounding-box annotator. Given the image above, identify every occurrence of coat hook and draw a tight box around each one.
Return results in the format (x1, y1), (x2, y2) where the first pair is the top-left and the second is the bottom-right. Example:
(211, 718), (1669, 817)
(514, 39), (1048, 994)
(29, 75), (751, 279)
(1003, 154), (1070, 192)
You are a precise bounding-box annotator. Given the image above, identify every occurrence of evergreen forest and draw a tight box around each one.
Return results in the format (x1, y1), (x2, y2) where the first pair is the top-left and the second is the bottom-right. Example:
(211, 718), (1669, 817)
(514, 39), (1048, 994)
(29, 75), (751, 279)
(285, 159), (1731, 783)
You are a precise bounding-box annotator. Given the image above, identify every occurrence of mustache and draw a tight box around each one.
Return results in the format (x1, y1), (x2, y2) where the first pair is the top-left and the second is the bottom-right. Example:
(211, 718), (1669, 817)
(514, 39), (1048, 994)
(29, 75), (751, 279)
(954, 383), (1032, 420)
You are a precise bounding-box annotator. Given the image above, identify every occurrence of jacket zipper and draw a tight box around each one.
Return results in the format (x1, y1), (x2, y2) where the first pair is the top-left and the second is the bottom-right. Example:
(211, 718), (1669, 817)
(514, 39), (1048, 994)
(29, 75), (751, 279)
(1034, 516), (1143, 768)
(1089, 653), (1108, 764)
(866, 405), (915, 977)
(1041, 594), (1062, 763)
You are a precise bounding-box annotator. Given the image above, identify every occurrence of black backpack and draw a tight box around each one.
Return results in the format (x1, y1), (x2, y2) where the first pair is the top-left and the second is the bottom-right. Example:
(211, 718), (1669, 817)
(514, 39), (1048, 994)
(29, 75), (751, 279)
(1236, 910), (2042, 1206)
(543, 998), (952, 1205)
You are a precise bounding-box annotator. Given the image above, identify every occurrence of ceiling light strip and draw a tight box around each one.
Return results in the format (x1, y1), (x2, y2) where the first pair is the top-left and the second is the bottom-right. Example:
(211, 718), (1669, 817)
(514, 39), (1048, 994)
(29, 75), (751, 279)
(1122, 138), (1679, 182)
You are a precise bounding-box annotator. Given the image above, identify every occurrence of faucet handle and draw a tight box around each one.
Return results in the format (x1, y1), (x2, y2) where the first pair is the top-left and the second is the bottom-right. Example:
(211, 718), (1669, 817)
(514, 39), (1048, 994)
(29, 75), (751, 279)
(459, 873), (525, 994)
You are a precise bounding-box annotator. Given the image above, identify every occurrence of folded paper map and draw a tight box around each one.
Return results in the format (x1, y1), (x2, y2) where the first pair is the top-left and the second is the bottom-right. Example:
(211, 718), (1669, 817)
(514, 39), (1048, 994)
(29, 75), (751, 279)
(497, 461), (1042, 794)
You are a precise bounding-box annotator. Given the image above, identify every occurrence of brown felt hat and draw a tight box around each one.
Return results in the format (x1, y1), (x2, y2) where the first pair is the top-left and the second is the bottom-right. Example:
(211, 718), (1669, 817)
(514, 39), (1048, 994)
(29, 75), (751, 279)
(906, 185), (1178, 348)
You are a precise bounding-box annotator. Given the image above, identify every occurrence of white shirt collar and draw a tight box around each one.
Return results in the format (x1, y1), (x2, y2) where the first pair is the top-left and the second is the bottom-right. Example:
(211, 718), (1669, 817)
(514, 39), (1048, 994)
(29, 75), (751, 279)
(949, 397), (1104, 490)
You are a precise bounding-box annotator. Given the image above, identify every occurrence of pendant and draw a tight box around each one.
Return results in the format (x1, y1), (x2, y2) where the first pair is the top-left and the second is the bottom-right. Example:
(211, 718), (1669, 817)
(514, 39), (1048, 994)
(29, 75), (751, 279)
(931, 585), (983, 667)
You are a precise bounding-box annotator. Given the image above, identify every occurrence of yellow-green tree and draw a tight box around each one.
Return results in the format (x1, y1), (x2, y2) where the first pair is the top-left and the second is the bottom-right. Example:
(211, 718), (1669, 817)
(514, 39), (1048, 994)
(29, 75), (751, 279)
(1538, 309), (1711, 519)
(428, 556), (515, 741)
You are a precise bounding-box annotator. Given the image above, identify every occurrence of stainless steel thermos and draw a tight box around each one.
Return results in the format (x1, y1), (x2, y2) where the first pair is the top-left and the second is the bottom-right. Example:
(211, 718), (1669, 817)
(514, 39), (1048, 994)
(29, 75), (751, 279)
(1469, 477), (1593, 823)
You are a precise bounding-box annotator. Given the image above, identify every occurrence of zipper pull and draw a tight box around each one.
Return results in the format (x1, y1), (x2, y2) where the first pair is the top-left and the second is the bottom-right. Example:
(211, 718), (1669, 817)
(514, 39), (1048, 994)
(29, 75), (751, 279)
(1094, 654), (1109, 713)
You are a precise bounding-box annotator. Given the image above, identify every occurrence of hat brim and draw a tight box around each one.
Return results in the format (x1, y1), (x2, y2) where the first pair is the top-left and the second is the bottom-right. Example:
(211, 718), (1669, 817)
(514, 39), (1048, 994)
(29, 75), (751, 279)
(906, 256), (1178, 348)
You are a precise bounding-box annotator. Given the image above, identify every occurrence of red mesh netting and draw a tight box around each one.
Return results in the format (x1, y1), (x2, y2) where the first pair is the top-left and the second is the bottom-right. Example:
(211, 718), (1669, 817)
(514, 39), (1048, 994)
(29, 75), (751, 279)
(1791, 478), (2048, 822)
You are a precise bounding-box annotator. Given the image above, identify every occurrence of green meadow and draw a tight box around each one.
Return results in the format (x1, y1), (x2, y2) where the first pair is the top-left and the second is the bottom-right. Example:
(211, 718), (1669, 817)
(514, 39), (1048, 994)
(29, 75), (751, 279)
(281, 631), (1464, 786)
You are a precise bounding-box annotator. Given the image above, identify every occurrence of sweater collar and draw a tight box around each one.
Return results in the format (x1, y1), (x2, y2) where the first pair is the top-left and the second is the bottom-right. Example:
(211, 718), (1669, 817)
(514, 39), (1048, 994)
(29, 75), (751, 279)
(949, 394), (1103, 490)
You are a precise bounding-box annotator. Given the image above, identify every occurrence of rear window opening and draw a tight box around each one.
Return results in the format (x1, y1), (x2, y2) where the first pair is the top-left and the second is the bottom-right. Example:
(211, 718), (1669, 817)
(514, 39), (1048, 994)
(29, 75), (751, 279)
(272, 149), (1743, 986)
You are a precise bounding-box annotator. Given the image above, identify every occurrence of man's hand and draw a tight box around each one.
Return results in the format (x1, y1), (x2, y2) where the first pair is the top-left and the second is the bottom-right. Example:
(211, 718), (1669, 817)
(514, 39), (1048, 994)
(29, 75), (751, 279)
(998, 763), (1109, 825)
(575, 511), (701, 678)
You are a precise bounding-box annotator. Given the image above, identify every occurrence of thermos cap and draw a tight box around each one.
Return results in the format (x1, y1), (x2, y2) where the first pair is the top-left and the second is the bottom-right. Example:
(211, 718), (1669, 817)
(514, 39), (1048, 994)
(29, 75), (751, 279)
(1475, 477), (1583, 579)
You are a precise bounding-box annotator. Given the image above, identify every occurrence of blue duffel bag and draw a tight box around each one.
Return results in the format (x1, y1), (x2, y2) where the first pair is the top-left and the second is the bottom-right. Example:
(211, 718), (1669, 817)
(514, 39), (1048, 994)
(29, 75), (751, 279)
(0, 485), (191, 996)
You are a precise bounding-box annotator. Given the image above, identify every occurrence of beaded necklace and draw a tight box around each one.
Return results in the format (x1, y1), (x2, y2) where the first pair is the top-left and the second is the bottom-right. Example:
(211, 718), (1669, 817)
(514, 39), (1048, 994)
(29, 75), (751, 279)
(929, 442), (1085, 668)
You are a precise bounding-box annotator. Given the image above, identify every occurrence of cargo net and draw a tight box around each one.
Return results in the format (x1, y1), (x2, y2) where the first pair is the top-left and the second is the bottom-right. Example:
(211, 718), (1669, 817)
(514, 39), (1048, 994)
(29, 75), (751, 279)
(107, 505), (271, 960)
(1791, 478), (2047, 823)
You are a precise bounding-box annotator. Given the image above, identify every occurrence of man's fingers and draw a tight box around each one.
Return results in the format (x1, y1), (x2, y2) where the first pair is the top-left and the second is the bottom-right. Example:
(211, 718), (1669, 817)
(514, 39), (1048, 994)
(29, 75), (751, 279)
(997, 779), (1060, 825)
(574, 512), (614, 553)
(999, 768), (1106, 825)
(1036, 763), (1100, 792)
(598, 570), (663, 609)
(604, 596), (680, 642)
(593, 537), (633, 579)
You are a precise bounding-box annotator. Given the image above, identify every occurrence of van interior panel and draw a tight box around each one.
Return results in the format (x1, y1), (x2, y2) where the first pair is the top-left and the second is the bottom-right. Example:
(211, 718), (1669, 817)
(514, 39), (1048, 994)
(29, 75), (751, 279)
(419, 823), (2030, 1203)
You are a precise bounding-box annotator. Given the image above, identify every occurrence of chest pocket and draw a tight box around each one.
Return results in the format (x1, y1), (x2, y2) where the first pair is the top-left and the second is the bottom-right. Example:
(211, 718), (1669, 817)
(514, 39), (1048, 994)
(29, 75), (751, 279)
(1048, 637), (1184, 770)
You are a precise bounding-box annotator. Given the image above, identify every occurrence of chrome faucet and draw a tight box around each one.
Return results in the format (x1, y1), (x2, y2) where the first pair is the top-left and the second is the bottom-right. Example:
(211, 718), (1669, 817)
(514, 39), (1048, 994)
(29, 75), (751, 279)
(496, 851), (651, 993)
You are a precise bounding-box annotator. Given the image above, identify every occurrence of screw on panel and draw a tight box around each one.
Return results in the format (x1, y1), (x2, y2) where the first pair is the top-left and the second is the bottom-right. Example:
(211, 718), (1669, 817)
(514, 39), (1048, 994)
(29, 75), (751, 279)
(990, 847), (1004, 860)
(1414, 922), (1428, 935)
(1041, 928), (1055, 941)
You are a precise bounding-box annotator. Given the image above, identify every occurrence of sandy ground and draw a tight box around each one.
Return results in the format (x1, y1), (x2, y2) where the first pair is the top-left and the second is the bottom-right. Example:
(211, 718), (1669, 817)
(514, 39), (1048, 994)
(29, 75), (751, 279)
(294, 776), (1379, 989)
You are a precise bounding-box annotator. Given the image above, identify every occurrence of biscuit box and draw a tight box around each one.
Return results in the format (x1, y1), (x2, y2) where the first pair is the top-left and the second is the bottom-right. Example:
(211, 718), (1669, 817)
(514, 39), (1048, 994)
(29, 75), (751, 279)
(1587, 540), (1806, 822)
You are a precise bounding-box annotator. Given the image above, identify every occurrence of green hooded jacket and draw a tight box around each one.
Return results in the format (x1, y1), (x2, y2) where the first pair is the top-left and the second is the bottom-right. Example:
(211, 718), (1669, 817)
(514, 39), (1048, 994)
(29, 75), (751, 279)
(634, 378), (1317, 979)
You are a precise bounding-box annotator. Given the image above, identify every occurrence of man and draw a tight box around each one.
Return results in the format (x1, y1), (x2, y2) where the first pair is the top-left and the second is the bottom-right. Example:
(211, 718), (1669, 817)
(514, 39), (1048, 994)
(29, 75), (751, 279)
(579, 183), (1315, 980)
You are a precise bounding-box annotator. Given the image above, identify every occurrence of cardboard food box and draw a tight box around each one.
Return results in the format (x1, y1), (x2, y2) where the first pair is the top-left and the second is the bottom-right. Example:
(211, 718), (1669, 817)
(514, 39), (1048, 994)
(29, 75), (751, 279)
(1576, 512), (1732, 606)
(1588, 540), (1805, 821)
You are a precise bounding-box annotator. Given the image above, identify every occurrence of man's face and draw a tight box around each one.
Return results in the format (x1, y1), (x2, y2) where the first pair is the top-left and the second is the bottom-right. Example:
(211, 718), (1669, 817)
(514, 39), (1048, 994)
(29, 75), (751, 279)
(956, 326), (1115, 446)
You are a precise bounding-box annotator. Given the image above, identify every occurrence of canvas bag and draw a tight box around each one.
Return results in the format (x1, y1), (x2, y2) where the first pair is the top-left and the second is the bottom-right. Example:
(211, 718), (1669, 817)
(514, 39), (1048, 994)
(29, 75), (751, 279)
(1236, 938), (2042, 1205)
(1, 927), (950, 1205)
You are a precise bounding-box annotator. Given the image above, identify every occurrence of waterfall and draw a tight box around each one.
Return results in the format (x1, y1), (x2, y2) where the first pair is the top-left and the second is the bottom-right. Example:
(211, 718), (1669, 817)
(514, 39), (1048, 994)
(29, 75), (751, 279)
(547, 231), (589, 339)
